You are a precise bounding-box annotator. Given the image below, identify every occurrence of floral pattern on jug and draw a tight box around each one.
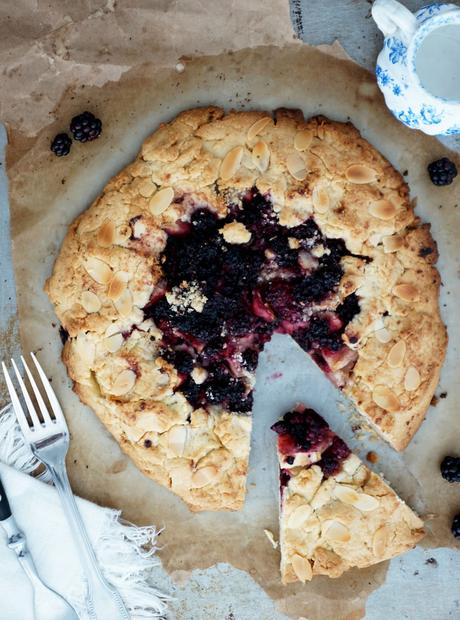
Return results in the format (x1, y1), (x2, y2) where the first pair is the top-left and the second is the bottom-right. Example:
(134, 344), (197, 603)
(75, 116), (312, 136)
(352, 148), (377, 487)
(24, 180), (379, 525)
(372, 0), (460, 135)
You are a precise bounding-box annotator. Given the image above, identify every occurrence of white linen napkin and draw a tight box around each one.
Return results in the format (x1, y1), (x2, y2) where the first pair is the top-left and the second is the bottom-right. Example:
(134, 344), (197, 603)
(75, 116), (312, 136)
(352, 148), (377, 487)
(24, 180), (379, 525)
(0, 405), (169, 620)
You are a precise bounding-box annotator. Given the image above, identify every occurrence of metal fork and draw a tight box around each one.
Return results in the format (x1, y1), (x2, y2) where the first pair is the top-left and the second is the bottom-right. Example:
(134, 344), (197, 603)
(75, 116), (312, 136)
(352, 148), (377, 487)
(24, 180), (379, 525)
(2, 353), (131, 620)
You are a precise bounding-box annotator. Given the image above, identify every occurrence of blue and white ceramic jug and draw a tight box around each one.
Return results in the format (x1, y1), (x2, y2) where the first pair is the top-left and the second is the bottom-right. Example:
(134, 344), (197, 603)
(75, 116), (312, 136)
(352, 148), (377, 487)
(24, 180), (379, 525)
(372, 0), (460, 135)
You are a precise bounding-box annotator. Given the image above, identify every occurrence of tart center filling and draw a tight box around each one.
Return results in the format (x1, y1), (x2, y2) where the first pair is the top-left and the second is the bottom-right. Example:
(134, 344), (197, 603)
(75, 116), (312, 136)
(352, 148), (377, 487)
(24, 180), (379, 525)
(144, 188), (361, 414)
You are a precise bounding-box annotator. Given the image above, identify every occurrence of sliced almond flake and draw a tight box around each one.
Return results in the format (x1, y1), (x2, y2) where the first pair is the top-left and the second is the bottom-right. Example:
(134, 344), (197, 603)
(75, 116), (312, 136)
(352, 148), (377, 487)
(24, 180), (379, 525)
(220, 146), (244, 181)
(104, 332), (124, 353)
(323, 520), (351, 543)
(291, 554), (313, 582)
(107, 271), (130, 301)
(333, 484), (360, 505)
(81, 291), (102, 314)
(368, 199), (397, 220)
(351, 493), (380, 512)
(264, 529), (278, 549)
(251, 141), (270, 172)
(287, 504), (313, 529)
(111, 369), (137, 396)
(168, 425), (188, 456)
(294, 129), (313, 152)
(247, 117), (272, 142)
(375, 328), (392, 343)
(372, 385), (400, 412)
(383, 235), (403, 253)
(191, 465), (219, 488)
(387, 340), (406, 368)
(393, 283), (419, 302)
(84, 257), (112, 284)
(312, 186), (330, 213)
(97, 220), (115, 247)
(149, 187), (174, 215)
(373, 525), (389, 556)
(405, 366), (421, 391)
(286, 153), (307, 181)
(345, 164), (378, 184)
(138, 178), (156, 198)
(114, 289), (133, 317)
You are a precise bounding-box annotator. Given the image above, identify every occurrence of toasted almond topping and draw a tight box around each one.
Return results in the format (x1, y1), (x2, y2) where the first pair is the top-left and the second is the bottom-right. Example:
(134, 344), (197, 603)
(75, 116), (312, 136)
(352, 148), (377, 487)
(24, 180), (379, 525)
(287, 504), (313, 529)
(333, 484), (360, 505)
(393, 283), (419, 302)
(107, 271), (130, 301)
(373, 525), (389, 556)
(291, 554), (313, 582)
(149, 187), (174, 215)
(220, 146), (244, 181)
(323, 520), (351, 543)
(191, 465), (219, 488)
(104, 332), (124, 353)
(286, 153), (307, 181)
(111, 369), (136, 396)
(138, 179), (156, 198)
(312, 186), (330, 213)
(84, 257), (113, 284)
(405, 366), (421, 391)
(375, 327), (392, 343)
(81, 291), (102, 313)
(114, 289), (133, 317)
(368, 199), (397, 220)
(345, 164), (378, 184)
(247, 117), (272, 142)
(252, 141), (270, 172)
(294, 129), (313, 152)
(372, 385), (400, 412)
(352, 493), (380, 512)
(264, 529), (278, 549)
(191, 366), (208, 385)
(383, 235), (403, 253)
(387, 340), (407, 368)
(97, 220), (115, 247)
(168, 425), (188, 456)
(220, 221), (251, 244)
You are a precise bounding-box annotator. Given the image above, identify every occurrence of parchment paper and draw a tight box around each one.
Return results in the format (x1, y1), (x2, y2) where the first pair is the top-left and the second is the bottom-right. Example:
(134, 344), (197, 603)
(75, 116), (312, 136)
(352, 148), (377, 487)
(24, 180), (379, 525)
(3, 3), (460, 619)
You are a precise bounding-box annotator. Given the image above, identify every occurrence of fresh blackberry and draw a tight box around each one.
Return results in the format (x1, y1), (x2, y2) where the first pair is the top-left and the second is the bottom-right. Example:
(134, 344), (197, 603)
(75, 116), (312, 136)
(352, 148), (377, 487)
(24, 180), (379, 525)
(179, 377), (202, 407)
(428, 158), (458, 186)
(164, 350), (194, 374)
(319, 437), (351, 478)
(242, 348), (258, 372)
(70, 111), (102, 142)
(336, 293), (360, 325)
(441, 456), (460, 483)
(191, 208), (219, 234)
(51, 133), (72, 157)
(452, 514), (460, 540)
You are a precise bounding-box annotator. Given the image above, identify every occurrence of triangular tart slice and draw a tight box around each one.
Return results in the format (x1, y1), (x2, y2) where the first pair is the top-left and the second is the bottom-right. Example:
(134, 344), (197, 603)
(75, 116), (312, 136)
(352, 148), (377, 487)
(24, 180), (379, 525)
(271, 406), (424, 583)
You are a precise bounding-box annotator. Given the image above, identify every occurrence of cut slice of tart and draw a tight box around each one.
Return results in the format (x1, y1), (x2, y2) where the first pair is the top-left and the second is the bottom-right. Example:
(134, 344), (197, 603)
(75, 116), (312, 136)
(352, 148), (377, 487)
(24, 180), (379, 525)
(271, 406), (424, 583)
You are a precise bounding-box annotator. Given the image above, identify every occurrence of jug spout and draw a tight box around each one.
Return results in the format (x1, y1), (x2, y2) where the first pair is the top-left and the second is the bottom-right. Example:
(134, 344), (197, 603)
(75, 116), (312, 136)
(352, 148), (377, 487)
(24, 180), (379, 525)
(372, 0), (417, 43)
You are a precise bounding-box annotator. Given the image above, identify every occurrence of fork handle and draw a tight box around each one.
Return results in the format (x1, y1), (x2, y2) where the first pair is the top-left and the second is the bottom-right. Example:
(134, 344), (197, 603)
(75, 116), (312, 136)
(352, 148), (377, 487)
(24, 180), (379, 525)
(48, 461), (131, 620)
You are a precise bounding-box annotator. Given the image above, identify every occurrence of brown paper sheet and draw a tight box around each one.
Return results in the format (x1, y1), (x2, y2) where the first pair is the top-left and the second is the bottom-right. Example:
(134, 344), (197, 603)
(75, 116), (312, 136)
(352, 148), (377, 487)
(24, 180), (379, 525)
(4, 3), (460, 619)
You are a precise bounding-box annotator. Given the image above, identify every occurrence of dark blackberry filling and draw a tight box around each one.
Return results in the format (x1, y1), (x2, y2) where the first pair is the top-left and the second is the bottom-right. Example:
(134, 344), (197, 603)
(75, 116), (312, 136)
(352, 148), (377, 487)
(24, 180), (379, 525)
(271, 407), (351, 479)
(144, 188), (362, 413)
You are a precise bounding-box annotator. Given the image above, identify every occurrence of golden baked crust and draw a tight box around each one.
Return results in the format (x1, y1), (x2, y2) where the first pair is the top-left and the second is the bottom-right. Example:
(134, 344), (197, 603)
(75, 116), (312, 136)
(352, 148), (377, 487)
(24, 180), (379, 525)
(45, 107), (446, 511)
(278, 452), (425, 583)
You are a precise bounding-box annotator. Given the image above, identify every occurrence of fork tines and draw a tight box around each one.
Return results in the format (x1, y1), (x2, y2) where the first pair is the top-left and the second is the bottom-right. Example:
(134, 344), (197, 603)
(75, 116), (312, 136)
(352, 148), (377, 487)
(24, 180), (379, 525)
(2, 353), (67, 437)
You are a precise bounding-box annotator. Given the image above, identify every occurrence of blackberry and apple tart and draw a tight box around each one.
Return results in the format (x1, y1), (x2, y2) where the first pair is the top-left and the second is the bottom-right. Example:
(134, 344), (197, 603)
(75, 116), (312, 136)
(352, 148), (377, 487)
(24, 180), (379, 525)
(46, 107), (446, 512)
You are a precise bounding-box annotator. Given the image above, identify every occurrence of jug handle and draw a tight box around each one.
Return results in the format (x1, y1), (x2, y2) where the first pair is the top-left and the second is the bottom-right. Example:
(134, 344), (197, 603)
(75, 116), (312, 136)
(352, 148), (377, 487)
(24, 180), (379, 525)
(372, 0), (417, 44)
